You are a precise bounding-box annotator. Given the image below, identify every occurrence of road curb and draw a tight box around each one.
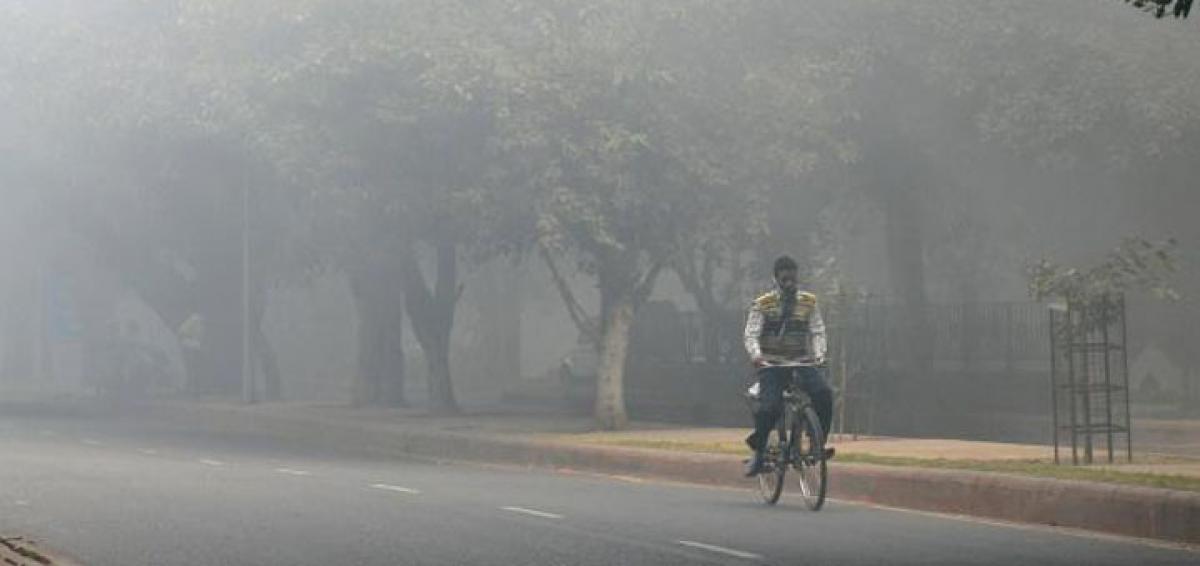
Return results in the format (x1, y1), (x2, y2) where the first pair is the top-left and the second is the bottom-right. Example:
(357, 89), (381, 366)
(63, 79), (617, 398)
(148, 402), (1200, 545)
(1, 536), (80, 566)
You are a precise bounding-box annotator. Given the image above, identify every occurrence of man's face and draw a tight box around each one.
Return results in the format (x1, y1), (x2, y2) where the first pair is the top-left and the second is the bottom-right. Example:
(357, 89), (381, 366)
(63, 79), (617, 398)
(775, 269), (798, 291)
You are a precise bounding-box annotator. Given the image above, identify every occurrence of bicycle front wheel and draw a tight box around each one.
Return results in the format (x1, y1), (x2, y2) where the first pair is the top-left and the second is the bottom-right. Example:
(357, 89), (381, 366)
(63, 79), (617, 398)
(791, 404), (828, 511)
(756, 417), (788, 505)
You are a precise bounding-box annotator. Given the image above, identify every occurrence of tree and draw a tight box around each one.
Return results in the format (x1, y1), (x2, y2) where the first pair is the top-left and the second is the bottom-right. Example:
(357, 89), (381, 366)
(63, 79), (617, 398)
(182, 0), (531, 412)
(0, 0), (309, 399)
(655, 1), (859, 362)
(1028, 237), (1180, 312)
(488, 0), (859, 428)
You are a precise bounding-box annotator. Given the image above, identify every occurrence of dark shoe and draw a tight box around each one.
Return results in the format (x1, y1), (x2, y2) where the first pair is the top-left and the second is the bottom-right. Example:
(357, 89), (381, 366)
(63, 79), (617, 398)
(823, 446), (836, 460)
(744, 452), (766, 477)
(744, 433), (760, 452)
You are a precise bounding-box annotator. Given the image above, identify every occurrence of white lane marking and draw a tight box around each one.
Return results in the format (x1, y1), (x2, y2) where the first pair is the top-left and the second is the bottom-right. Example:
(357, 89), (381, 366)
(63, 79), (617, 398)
(139, 449), (159, 455)
(276, 468), (312, 476)
(14, 500), (30, 507)
(198, 459), (225, 467)
(39, 430), (57, 437)
(678, 540), (763, 561)
(370, 484), (421, 495)
(81, 438), (104, 446)
(501, 506), (564, 520)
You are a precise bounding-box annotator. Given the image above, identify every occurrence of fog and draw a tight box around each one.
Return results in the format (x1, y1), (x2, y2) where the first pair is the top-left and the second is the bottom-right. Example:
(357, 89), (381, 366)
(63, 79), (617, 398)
(1, 0), (1198, 436)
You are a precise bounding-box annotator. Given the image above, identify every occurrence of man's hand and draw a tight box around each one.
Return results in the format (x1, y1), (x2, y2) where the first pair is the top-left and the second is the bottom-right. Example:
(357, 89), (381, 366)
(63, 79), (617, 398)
(752, 357), (769, 369)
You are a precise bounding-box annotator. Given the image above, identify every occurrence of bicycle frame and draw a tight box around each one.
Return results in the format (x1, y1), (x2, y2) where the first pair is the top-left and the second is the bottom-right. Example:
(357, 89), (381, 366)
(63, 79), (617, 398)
(747, 362), (829, 510)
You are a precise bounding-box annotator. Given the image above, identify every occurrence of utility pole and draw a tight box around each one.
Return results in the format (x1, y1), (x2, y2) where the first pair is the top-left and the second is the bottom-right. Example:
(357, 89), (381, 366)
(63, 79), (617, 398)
(242, 176), (256, 404)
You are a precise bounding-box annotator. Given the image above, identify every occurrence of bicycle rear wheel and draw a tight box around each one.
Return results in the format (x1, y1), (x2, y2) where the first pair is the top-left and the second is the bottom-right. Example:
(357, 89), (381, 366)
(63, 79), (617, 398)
(791, 404), (828, 511)
(756, 417), (788, 505)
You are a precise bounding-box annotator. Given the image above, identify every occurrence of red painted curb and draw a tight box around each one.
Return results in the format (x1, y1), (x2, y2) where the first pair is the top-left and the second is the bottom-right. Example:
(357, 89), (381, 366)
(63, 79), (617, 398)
(828, 463), (1200, 543)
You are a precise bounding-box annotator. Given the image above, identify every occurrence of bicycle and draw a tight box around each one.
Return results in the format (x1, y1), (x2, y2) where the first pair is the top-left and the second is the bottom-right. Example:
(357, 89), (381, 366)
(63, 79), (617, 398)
(744, 364), (829, 510)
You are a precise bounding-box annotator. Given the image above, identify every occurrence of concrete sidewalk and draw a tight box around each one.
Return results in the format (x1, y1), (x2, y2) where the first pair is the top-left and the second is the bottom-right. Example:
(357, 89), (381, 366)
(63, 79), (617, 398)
(554, 427), (1057, 460)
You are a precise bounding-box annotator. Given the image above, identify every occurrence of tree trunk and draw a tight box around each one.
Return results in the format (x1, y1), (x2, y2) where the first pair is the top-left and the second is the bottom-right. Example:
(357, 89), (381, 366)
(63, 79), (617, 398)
(595, 292), (634, 430)
(350, 274), (379, 406)
(883, 186), (930, 341)
(479, 260), (523, 394)
(697, 297), (723, 364)
(255, 324), (283, 402)
(403, 243), (460, 415)
(424, 333), (455, 414)
(1, 275), (34, 382)
(543, 245), (660, 430)
(176, 269), (244, 397)
(426, 243), (458, 414)
(684, 287), (724, 364)
(350, 267), (407, 407)
(673, 249), (726, 364)
(246, 283), (284, 402)
(882, 182), (934, 435)
(204, 307), (244, 396)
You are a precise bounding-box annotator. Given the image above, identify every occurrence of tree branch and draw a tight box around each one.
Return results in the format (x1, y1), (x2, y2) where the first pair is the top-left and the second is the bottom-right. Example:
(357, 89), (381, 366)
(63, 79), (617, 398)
(634, 259), (665, 306)
(399, 248), (438, 347)
(720, 250), (746, 307)
(539, 246), (599, 347)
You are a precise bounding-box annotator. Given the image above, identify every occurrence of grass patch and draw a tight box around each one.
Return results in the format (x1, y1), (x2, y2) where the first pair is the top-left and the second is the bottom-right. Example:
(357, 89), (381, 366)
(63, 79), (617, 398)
(568, 437), (747, 455)
(570, 437), (1200, 492)
(836, 453), (1200, 492)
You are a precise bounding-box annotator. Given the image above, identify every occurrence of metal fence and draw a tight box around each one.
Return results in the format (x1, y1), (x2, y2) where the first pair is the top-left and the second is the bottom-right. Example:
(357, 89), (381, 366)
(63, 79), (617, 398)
(623, 299), (1054, 440)
(834, 299), (1052, 439)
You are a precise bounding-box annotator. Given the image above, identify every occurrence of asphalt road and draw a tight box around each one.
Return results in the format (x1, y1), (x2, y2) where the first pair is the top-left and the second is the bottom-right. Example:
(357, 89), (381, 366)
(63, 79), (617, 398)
(0, 405), (1196, 566)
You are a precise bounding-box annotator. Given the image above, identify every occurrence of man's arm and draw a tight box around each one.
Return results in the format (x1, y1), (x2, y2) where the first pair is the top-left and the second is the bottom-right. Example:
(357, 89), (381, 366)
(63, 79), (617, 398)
(809, 303), (827, 364)
(744, 305), (764, 362)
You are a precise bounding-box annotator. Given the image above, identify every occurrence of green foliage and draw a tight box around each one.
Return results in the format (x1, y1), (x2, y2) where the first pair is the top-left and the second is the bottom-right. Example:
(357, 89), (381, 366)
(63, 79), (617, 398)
(1028, 237), (1180, 307)
(6, 0), (1199, 408)
(853, 1), (1200, 167)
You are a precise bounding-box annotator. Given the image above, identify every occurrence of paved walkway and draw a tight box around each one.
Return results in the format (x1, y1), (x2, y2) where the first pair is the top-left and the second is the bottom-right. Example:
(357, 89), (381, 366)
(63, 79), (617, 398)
(552, 427), (1056, 460)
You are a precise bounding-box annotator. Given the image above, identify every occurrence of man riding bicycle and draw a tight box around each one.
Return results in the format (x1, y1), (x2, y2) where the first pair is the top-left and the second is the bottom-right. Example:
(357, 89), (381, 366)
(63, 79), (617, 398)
(743, 255), (835, 477)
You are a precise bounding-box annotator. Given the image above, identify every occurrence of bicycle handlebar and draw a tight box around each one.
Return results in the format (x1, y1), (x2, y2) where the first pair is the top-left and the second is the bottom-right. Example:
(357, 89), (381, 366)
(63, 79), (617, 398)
(755, 360), (826, 369)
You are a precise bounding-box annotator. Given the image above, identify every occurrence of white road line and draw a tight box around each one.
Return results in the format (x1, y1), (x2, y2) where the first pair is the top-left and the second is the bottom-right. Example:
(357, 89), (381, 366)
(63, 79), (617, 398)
(198, 459), (225, 467)
(501, 506), (564, 520)
(38, 430), (57, 437)
(139, 449), (159, 455)
(14, 500), (29, 507)
(81, 438), (103, 446)
(678, 540), (763, 561)
(275, 468), (312, 476)
(370, 484), (421, 495)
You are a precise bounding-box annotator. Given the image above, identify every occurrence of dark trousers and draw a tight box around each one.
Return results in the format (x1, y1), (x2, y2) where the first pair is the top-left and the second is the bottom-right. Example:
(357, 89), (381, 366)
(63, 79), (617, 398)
(747, 366), (834, 453)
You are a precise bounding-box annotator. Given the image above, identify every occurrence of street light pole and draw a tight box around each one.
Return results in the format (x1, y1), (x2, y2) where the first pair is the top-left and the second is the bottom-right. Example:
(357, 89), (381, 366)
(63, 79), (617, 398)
(242, 176), (256, 404)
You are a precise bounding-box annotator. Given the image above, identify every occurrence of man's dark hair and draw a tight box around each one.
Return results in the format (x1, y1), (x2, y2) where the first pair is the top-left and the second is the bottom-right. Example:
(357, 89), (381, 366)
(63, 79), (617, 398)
(773, 255), (798, 277)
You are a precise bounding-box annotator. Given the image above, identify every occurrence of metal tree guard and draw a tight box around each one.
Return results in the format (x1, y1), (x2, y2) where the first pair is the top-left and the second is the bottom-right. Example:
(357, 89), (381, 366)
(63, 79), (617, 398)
(1049, 294), (1132, 465)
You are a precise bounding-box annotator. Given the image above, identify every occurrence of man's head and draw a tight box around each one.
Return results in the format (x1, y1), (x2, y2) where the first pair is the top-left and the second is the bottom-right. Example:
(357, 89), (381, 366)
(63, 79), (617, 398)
(772, 255), (799, 292)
